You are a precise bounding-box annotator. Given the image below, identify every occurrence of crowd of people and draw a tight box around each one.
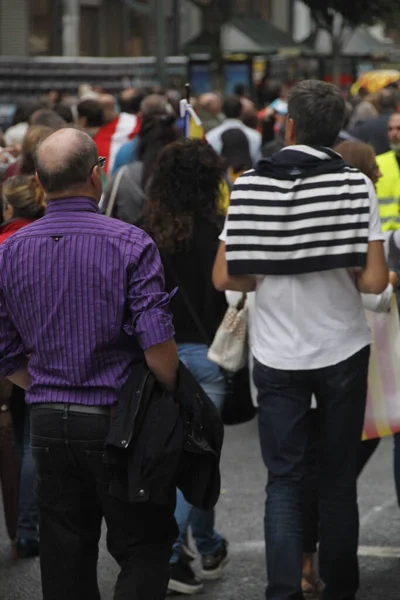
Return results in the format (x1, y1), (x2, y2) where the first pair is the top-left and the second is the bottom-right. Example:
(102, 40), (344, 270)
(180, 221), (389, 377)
(0, 73), (399, 600)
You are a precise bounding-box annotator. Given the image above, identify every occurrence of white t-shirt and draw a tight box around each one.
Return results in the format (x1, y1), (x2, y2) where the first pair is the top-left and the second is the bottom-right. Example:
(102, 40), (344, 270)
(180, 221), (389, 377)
(221, 176), (385, 370)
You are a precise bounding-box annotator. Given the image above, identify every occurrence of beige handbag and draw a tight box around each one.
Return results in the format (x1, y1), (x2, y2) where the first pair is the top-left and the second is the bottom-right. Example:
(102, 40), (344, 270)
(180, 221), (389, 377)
(207, 294), (248, 372)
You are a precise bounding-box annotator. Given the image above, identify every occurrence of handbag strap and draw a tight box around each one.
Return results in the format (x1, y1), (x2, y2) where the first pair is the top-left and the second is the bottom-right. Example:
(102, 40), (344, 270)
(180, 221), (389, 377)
(105, 165), (127, 218)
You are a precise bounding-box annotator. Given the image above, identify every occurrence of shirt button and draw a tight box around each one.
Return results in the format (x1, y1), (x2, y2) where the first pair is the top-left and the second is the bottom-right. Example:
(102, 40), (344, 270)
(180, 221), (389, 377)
(139, 489), (145, 497)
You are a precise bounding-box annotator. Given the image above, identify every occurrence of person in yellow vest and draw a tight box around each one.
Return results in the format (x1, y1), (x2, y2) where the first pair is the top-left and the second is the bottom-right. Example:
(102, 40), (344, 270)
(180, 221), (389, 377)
(376, 112), (400, 232)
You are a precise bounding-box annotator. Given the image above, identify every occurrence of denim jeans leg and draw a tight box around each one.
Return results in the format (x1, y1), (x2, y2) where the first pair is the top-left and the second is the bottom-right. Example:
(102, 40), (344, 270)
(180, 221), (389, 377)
(314, 346), (370, 600)
(173, 344), (225, 559)
(170, 490), (192, 564)
(18, 409), (39, 541)
(254, 358), (311, 600)
(393, 433), (400, 506)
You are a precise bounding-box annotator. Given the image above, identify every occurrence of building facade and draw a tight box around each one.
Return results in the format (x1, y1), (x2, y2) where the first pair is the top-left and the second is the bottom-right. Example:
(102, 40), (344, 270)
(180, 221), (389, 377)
(0, 0), (294, 58)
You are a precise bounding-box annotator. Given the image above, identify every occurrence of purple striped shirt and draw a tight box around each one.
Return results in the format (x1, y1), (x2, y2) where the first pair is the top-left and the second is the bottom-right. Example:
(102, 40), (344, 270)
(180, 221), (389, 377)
(0, 196), (175, 405)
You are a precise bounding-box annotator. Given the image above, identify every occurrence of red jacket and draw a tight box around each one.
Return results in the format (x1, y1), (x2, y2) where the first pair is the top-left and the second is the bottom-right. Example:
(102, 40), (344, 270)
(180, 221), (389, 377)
(0, 218), (33, 245)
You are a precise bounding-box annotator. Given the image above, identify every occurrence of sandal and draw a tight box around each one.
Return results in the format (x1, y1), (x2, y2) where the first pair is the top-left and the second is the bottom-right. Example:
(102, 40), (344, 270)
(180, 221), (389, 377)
(302, 572), (325, 599)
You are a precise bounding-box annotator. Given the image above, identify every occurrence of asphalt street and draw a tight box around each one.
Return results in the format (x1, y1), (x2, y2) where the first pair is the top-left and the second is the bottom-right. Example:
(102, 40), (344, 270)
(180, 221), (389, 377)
(1, 418), (400, 599)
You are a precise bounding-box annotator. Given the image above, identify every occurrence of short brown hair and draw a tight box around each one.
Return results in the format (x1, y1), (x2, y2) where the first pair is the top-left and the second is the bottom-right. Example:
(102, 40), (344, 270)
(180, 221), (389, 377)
(288, 80), (345, 147)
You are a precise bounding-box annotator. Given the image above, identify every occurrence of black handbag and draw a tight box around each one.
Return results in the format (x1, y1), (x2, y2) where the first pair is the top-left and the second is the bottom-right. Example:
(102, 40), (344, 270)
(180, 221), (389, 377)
(221, 367), (256, 426)
(165, 259), (256, 426)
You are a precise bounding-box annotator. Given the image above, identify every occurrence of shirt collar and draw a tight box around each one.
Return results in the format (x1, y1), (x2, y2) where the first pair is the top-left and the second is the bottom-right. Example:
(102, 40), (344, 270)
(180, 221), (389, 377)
(46, 197), (100, 215)
(223, 119), (243, 126)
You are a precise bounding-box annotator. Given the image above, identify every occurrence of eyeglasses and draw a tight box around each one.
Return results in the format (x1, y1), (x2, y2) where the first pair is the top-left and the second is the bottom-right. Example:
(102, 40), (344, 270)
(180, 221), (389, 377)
(90, 156), (106, 175)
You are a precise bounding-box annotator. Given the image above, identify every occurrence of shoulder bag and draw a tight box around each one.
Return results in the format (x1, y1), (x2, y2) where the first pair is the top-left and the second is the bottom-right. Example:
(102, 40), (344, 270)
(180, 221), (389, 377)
(164, 257), (256, 426)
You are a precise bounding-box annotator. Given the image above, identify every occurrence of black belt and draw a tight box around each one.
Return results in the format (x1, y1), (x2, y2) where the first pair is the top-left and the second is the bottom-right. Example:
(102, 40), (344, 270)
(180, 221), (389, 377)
(31, 403), (114, 416)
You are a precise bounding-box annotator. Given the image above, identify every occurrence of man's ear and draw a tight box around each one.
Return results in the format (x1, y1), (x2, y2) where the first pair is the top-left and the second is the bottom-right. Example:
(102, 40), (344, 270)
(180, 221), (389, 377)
(90, 165), (100, 185)
(285, 117), (296, 146)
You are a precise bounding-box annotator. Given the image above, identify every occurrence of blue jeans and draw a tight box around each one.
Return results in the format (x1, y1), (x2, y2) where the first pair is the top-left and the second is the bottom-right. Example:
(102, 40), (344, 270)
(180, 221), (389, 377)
(10, 387), (39, 542)
(171, 343), (225, 564)
(18, 409), (39, 540)
(254, 346), (370, 600)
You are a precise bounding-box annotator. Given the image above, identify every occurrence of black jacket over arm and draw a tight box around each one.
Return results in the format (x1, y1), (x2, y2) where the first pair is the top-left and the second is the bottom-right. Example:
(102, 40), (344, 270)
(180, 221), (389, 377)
(105, 361), (224, 511)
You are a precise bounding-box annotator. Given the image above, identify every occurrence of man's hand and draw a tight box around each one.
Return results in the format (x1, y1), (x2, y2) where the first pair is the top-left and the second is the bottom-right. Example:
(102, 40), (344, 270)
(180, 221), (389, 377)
(144, 339), (179, 392)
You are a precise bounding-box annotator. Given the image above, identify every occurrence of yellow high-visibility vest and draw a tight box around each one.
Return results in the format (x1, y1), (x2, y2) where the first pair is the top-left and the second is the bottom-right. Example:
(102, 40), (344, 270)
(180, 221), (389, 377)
(376, 151), (400, 231)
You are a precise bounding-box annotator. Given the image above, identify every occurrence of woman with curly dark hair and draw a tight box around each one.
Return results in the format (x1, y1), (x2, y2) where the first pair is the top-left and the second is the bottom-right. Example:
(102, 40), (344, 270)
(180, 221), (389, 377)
(143, 139), (228, 595)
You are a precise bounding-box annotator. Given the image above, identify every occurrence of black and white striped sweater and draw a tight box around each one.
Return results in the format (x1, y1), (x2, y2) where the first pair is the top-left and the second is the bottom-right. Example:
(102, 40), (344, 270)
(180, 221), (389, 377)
(225, 145), (371, 276)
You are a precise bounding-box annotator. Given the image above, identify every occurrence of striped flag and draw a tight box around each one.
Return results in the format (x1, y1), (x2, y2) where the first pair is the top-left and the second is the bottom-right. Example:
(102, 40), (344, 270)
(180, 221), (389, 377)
(93, 112), (139, 175)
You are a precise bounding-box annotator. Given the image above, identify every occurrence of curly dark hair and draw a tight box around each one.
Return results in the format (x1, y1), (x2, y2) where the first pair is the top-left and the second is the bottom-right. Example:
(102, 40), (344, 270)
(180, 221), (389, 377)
(143, 139), (224, 253)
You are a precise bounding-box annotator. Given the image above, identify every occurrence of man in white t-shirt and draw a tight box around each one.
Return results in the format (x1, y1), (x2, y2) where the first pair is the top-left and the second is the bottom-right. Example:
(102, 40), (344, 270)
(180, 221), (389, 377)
(213, 80), (388, 600)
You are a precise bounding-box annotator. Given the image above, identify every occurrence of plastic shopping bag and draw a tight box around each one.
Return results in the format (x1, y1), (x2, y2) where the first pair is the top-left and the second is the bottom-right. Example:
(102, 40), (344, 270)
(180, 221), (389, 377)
(363, 295), (400, 440)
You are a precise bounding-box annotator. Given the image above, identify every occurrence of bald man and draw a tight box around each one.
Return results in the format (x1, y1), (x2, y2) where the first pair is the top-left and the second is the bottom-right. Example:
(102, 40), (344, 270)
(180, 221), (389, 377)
(0, 128), (179, 599)
(196, 93), (224, 133)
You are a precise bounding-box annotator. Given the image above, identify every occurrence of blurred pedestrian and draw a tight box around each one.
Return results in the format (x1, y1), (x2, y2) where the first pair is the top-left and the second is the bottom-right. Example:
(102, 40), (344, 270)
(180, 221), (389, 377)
(240, 98), (259, 130)
(112, 93), (172, 176)
(1, 175), (45, 242)
(196, 93), (224, 133)
(143, 139), (228, 595)
(1, 175), (46, 558)
(301, 139), (392, 598)
(348, 91), (379, 128)
(77, 99), (105, 138)
(349, 88), (399, 155)
(375, 112), (400, 233)
(29, 109), (66, 130)
(213, 80), (388, 600)
(0, 377), (19, 560)
(207, 96), (261, 165)
(102, 98), (182, 223)
(1, 125), (53, 195)
(3, 101), (41, 149)
(0, 127), (179, 600)
(94, 93), (139, 175)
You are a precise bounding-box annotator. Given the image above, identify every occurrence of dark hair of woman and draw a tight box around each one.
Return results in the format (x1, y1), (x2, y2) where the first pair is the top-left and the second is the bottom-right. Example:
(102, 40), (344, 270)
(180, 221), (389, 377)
(143, 139), (225, 253)
(138, 114), (182, 189)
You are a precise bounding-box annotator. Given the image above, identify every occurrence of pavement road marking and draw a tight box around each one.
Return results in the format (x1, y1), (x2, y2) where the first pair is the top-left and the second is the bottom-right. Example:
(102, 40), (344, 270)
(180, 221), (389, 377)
(358, 546), (400, 558)
(360, 498), (397, 527)
(230, 542), (400, 558)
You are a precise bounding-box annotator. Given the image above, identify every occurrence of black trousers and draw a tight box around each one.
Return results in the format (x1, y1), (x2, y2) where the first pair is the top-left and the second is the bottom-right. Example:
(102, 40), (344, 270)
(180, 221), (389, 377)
(30, 405), (177, 600)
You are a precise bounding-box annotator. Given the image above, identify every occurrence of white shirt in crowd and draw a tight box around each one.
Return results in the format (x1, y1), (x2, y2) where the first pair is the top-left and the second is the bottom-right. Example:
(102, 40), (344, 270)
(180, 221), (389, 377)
(221, 176), (386, 371)
(206, 119), (262, 165)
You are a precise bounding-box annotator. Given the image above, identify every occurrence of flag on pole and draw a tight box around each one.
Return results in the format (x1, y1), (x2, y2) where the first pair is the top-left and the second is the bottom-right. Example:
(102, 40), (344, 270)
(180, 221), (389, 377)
(179, 84), (205, 139)
(179, 98), (204, 139)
